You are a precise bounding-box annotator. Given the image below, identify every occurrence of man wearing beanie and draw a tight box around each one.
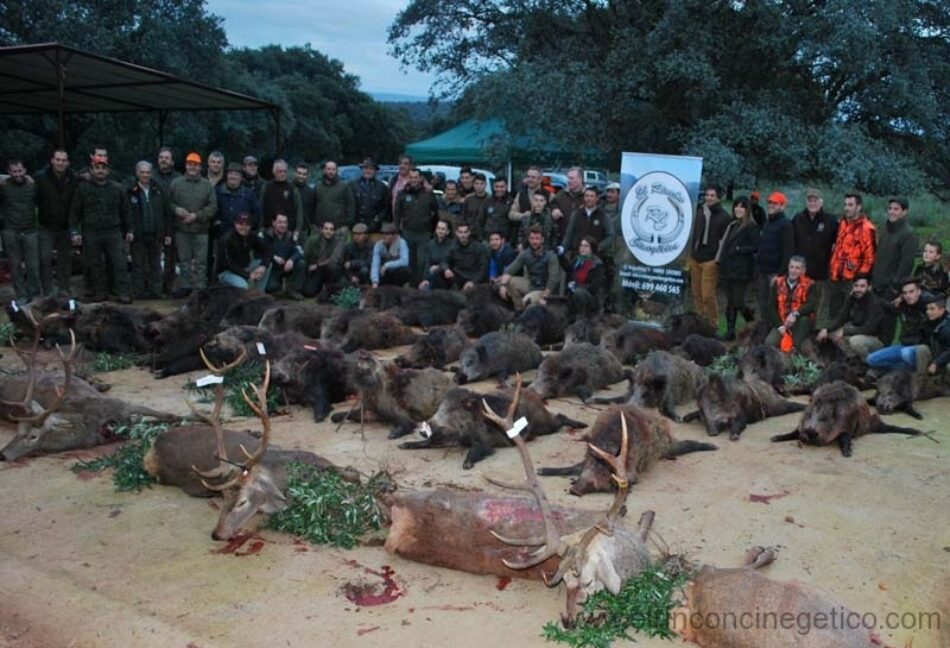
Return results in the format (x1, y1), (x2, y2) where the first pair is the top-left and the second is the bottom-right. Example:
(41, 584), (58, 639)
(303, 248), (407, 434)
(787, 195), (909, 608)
(688, 184), (730, 328)
(754, 191), (794, 322)
(828, 192), (876, 327)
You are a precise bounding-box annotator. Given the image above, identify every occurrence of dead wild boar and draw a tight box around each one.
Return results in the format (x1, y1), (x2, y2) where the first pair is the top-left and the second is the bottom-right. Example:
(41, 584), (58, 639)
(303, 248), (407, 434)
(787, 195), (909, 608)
(529, 343), (626, 401)
(624, 350), (705, 421)
(455, 331), (543, 384)
(772, 380), (922, 456)
(202, 326), (319, 366)
(665, 311), (716, 344)
(218, 293), (280, 327)
(257, 303), (341, 339)
(401, 386), (586, 468)
(271, 347), (354, 421)
(513, 301), (569, 346)
(387, 290), (470, 328)
(320, 309), (418, 352)
(563, 314), (626, 347)
(600, 322), (672, 364)
(676, 334), (727, 367)
(394, 326), (470, 370)
(331, 351), (453, 438)
(74, 303), (163, 353)
(456, 299), (515, 337)
(687, 374), (806, 440)
(736, 319), (771, 349)
(738, 344), (789, 393)
(869, 369), (949, 419)
(538, 404), (716, 495)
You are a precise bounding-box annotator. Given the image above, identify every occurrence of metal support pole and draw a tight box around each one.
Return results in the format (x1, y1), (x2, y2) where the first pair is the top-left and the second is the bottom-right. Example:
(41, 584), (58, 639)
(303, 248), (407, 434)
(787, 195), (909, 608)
(157, 110), (168, 146)
(271, 107), (282, 156)
(55, 50), (66, 149)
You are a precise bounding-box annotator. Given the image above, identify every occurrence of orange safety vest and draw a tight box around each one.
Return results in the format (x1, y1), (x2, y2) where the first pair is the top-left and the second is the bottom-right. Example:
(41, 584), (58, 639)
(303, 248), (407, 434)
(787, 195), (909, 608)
(774, 274), (815, 321)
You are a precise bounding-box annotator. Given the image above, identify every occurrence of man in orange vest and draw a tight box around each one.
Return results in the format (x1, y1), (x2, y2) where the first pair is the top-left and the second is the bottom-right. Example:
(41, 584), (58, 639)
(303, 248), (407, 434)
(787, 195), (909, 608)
(827, 192), (876, 323)
(766, 255), (818, 350)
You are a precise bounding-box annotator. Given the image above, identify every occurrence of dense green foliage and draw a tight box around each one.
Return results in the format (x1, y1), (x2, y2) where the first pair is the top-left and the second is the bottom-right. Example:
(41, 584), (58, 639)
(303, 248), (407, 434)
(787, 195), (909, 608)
(390, 0), (950, 193)
(265, 463), (384, 549)
(0, 1), (412, 172)
(70, 420), (167, 491)
(184, 359), (282, 417)
(330, 285), (362, 310)
(541, 565), (688, 648)
(785, 354), (823, 392)
(705, 353), (739, 378)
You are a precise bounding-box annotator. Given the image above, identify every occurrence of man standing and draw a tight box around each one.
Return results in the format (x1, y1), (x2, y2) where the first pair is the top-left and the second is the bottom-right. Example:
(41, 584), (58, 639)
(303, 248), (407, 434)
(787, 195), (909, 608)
(351, 157), (390, 233)
(242, 155), (265, 198)
(260, 213), (304, 298)
(35, 150), (77, 297)
(481, 177), (514, 242)
(828, 193), (876, 323)
(459, 173), (489, 238)
(389, 155), (412, 216)
(371, 222), (411, 287)
(127, 161), (171, 299)
(815, 274), (888, 360)
(216, 163), (261, 232)
(302, 220), (344, 298)
(792, 188), (838, 327)
(755, 191), (795, 321)
(498, 225), (561, 309)
(550, 167), (585, 244)
(342, 222), (374, 285)
(1, 159), (41, 303)
(562, 187), (615, 259)
(688, 184), (730, 328)
(437, 180), (463, 227)
(314, 160), (355, 234)
(508, 166), (545, 229)
(438, 222), (488, 291)
(154, 146), (181, 295)
(872, 196), (918, 344)
(206, 151), (225, 188)
(603, 182), (621, 232)
(292, 162), (316, 236)
(169, 152), (217, 297)
(394, 167), (439, 283)
(457, 167), (475, 197)
(766, 256), (816, 350)
(69, 156), (132, 303)
(261, 159), (303, 235)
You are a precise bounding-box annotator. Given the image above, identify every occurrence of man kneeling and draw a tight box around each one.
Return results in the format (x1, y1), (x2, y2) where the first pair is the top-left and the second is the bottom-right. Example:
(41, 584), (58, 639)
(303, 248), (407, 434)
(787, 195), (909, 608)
(766, 255), (817, 351)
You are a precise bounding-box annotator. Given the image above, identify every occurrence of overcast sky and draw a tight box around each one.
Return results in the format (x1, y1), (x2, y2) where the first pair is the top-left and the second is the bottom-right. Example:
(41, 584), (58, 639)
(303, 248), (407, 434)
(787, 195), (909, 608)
(206, 0), (437, 98)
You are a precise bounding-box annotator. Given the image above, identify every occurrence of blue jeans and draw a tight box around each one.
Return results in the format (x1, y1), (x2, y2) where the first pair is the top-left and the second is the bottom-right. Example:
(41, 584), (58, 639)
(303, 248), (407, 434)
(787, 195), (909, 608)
(218, 259), (267, 290)
(866, 345), (919, 371)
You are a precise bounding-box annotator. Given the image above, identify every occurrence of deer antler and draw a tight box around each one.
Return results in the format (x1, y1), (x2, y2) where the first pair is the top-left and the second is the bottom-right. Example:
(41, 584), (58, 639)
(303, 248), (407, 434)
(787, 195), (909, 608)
(1, 310), (63, 415)
(10, 328), (77, 425)
(548, 412), (632, 586)
(188, 347), (247, 484)
(482, 376), (569, 570)
(236, 360), (271, 470)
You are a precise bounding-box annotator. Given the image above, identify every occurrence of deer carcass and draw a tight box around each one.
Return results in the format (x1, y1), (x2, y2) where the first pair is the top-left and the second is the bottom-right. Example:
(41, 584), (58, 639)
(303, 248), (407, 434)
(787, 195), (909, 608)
(0, 314), (183, 461)
(482, 376), (655, 626)
(143, 350), (360, 540)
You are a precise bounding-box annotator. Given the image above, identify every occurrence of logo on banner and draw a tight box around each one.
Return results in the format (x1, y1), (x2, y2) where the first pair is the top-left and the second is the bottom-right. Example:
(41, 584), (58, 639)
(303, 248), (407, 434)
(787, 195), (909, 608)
(621, 171), (693, 267)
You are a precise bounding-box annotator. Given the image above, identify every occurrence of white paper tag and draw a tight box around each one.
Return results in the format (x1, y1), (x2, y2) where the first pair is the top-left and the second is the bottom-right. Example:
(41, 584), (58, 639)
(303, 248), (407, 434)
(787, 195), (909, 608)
(10, 301), (19, 313)
(303, 344), (318, 351)
(256, 342), (266, 355)
(418, 421), (432, 439)
(506, 417), (528, 439)
(68, 299), (77, 312)
(196, 374), (225, 387)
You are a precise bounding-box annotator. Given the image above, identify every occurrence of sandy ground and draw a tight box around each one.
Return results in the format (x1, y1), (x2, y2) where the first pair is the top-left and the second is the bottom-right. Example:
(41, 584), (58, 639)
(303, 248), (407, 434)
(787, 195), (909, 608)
(0, 324), (948, 648)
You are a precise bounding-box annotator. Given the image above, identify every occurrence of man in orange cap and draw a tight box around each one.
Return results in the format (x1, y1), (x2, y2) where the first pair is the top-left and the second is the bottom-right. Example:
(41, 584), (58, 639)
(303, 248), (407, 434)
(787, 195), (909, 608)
(754, 191), (794, 320)
(169, 151), (217, 297)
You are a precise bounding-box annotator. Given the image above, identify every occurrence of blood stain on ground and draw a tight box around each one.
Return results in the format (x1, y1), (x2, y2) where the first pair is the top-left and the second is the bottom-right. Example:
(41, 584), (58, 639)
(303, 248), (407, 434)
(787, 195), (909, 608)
(356, 626), (380, 636)
(496, 576), (511, 591)
(342, 563), (405, 607)
(749, 490), (790, 504)
(211, 533), (266, 556)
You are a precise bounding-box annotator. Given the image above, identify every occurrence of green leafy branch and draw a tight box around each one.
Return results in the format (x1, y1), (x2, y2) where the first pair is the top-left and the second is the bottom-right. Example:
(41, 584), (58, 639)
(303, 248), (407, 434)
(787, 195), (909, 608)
(70, 420), (167, 492)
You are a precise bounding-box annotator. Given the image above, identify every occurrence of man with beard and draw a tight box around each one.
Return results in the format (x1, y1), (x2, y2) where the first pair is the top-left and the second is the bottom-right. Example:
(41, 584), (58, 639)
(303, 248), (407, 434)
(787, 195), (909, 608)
(828, 193), (876, 323)
(292, 162), (316, 235)
(350, 157), (390, 233)
(509, 166), (545, 228)
(458, 167), (475, 197)
(35, 149), (77, 297)
(1, 159), (41, 302)
(438, 221), (488, 291)
(155, 146), (181, 294)
(314, 160), (355, 234)
(260, 213), (304, 298)
(459, 172), (489, 238)
(816, 274), (887, 360)
(261, 158), (303, 236)
(688, 184), (730, 328)
(550, 167), (585, 244)
(561, 186), (615, 260)
(302, 220), (343, 298)
(342, 222), (373, 285)
(242, 155), (265, 198)
(481, 176), (514, 242)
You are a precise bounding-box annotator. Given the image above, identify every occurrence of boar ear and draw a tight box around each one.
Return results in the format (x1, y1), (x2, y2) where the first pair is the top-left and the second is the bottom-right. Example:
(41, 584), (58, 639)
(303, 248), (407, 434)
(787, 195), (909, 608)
(476, 344), (487, 363)
(273, 309), (285, 324)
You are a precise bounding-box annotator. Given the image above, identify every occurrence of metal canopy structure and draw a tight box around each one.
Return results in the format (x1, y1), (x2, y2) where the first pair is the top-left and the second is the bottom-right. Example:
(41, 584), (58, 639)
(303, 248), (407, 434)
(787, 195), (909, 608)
(0, 42), (281, 150)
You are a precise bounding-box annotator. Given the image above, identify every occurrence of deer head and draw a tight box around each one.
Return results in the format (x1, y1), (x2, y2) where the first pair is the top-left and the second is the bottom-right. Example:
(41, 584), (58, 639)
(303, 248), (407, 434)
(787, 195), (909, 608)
(482, 378), (654, 626)
(0, 311), (79, 461)
(192, 356), (286, 541)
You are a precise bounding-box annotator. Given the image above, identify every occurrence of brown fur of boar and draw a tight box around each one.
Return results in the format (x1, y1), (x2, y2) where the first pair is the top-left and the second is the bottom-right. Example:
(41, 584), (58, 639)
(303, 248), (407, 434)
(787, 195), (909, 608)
(456, 299), (515, 337)
(676, 334), (727, 367)
(735, 319), (771, 349)
(665, 311), (716, 344)
(538, 404), (715, 495)
(869, 369), (949, 419)
(271, 347), (354, 421)
(771, 380), (921, 456)
(455, 331), (543, 384)
(74, 303), (163, 353)
(563, 314), (627, 347)
(626, 350), (705, 421)
(674, 565), (881, 647)
(320, 309), (418, 352)
(394, 325), (470, 369)
(738, 344), (789, 393)
(690, 374), (806, 440)
(332, 351), (453, 438)
(257, 303), (341, 338)
(601, 322), (672, 364)
(202, 326), (319, 366)
(529, 343), (626, 401)
(401, 386), (586, 468)
(513, 301), (570, 346)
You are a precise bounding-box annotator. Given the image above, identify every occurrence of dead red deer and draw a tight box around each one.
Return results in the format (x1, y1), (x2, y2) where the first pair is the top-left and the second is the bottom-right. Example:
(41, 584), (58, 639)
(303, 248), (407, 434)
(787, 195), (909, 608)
(481, 376), (654, 626)
(0, 311), (182, 461)
(144, 349), (359, 540)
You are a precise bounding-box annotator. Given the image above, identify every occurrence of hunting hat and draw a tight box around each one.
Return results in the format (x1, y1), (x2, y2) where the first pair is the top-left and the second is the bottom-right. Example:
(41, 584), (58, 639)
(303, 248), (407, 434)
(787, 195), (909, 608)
(351, 223), (369, 234)
(226, 162), (243, 174)
(767, 191), (788, 206)
(805, 187), (823, 199)
(606, 182), (620, 191)
(243, 155), (258, 165)
(185, 152), (202, 164)
(234, 213), (250, 225)
(380, 222), (397, 234)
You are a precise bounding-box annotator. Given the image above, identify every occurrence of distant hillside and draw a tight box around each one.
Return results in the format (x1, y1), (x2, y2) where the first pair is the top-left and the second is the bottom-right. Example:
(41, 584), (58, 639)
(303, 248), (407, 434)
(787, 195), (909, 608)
(370, 92), (429, 103)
